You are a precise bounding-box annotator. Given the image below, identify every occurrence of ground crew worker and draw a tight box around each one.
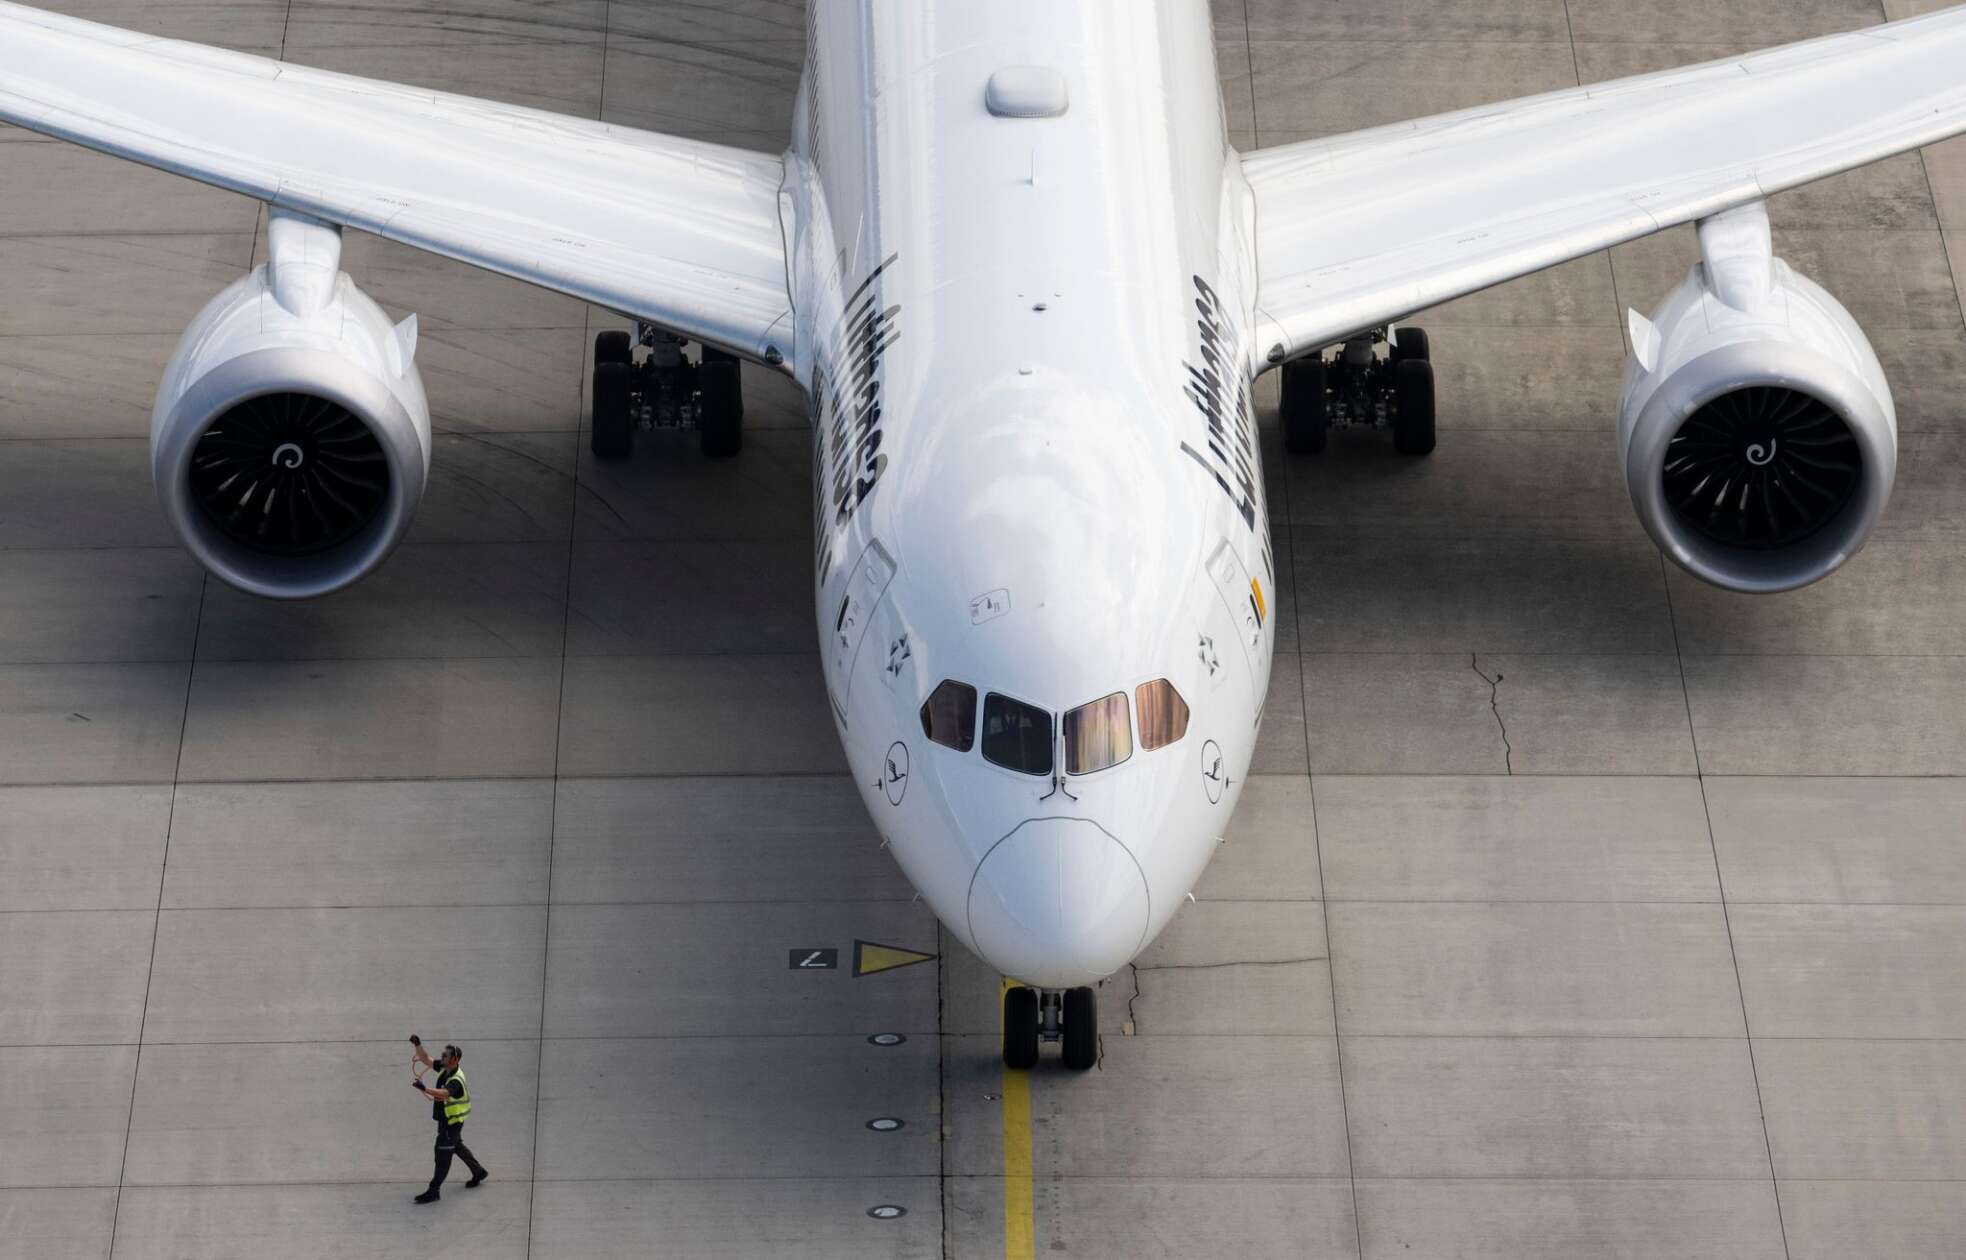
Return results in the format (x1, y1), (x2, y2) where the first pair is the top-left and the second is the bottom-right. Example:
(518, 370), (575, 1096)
(410, 1036), (488, 1204)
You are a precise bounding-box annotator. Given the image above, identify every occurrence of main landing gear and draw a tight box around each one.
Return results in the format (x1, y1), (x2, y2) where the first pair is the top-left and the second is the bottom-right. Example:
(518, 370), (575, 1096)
(1280, 324), (1434, 456)
(591, 322), (744, 460)
(1003, 984), (1098, 1071)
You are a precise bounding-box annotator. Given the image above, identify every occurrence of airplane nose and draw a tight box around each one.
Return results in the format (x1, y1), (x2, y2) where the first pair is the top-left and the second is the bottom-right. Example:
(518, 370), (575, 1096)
(966, 818), (1151, 988)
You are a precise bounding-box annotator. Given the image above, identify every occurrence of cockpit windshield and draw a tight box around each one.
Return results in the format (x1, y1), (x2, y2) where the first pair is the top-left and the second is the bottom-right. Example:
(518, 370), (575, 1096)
(919, 680), (1187, 775)
(920, 680), (977, 751)
(1064, 692), (1131, 774)
(982, 692), (1053, 775)
(1136, 679), (1190, 750)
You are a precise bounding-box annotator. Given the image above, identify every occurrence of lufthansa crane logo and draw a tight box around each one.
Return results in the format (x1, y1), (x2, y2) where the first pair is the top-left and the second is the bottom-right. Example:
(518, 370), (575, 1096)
(1201, 739), (1227, 804)
(1744, 439), (1776, 468)
(880, 742), (909, 806)
(271, 442), (306, 469)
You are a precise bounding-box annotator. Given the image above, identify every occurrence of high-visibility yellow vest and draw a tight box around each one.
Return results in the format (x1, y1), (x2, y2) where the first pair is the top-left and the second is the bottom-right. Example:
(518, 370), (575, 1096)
(441, 1070), (471, 1125)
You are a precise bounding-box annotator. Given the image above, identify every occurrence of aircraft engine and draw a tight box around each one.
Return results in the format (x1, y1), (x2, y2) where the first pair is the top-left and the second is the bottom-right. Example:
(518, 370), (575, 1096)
(1619, 203), (1895, 593)
(150, 212), (430, 599)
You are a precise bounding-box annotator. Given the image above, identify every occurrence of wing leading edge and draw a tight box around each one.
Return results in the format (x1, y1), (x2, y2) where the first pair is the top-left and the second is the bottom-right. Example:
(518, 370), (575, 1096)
(1243, 4), (1966, 363)
(0, 1), (793, 361)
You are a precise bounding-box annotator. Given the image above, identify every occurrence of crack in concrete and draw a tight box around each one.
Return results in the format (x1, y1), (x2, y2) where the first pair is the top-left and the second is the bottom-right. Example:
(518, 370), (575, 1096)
(1471, 654), (1513, 774)
(1121, 956), (1330, 1035)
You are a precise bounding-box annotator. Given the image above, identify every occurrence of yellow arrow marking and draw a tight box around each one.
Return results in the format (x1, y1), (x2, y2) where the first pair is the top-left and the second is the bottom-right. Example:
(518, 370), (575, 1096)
(852, 939), (937, 977)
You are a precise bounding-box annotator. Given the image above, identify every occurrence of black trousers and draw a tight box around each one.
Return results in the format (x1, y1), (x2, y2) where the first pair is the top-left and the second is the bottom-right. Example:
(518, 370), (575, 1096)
(429, 1122), (486, 1192)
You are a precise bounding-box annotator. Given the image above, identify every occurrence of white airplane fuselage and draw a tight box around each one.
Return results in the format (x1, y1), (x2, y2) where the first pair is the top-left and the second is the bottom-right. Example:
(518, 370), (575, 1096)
(785, 0), (1274, 988)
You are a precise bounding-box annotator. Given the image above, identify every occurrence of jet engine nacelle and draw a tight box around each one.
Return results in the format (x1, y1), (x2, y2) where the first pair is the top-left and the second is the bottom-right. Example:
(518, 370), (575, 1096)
(151, 211), (430, 599)
(1619, 202), (1895, 593)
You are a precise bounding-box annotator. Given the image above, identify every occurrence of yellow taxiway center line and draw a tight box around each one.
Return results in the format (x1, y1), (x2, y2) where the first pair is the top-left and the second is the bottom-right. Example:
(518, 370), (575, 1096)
(1000, 978), (1035, 1260)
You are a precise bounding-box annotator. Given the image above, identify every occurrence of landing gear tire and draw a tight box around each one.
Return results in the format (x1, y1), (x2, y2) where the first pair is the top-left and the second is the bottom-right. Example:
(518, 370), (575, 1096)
(1003, 985), (1040, 1070)
(1389, 326), (1430, 366)
(591, 359), (635, 460)
(594, 329), (633, 367)
(697, 348), (743, 458)
(1280, 356), (1329, 454)
(1392, 357), (1436, 456)
(1061, 986), (1098, 1071)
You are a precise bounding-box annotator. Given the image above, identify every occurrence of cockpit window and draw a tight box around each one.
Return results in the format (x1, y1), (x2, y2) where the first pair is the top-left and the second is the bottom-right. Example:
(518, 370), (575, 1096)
(1064, 692), (1132, 775)
(982, 693), (1053, 776)
(1136, 679), (1190, 751)
(920, 680), (977, 752)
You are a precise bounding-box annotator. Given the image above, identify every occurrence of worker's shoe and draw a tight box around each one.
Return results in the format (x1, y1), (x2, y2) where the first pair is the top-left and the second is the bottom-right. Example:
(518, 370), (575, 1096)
(465, 1172), (488, 1189)
(413, 1190), (440, 1205)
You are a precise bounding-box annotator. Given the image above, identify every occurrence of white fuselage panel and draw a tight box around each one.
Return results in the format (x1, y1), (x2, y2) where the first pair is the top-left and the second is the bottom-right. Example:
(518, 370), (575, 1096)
(787, 0), (1273, 987)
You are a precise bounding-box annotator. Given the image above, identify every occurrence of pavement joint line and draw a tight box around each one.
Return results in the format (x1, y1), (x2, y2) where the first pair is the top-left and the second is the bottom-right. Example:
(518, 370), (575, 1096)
(102, 546), (208, 1257)
(1235, 0), (1256, 143)
(1252, 221), (1371, 1255)
(1662, 548), (1794, 1260)
(0, 652), (846, 667)
(10, 899), (928, 912)
(13, 1032), (1966, 1051)
(941, 1173), (1963, 1180)
(9, 895), (934, 913)
(53, 1174), (1957, 1191)
(64, 1174), (949, 1190)
(1303, 1030), (1762, 1040)
(22, 766), (1966, 791)
(1922, 169), (1966, 331)
(0, 326), (599, 337)
(522, 268), (593, 1260)
(0, 229), (266, 241)
(0, 771), (861, 788)
(1942, 227), (1966, 331)
(1307, 781), (1365, 1258)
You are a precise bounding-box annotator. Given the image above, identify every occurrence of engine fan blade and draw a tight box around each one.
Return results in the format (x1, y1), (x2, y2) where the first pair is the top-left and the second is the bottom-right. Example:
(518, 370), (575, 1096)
(187, 392), (391, 556)
(1661, 387), (1861, 551)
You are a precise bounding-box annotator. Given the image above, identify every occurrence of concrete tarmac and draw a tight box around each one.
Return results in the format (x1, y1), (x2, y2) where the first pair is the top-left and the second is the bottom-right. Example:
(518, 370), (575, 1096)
(2, 0), (1964, 1256)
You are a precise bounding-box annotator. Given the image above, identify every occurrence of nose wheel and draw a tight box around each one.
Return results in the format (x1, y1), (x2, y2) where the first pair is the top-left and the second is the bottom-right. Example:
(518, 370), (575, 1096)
(1002, 985), (1098, 1071)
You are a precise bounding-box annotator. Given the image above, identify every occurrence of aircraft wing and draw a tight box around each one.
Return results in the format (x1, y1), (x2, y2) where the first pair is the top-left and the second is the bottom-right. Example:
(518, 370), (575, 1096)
(0, 1), (793, 361)
(1242, 3), (1966, 362)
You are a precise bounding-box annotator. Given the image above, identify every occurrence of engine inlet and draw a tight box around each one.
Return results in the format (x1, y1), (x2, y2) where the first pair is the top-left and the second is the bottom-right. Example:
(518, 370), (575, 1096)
(188, 392), (392, 556)
(1662, 386), (1861, 552)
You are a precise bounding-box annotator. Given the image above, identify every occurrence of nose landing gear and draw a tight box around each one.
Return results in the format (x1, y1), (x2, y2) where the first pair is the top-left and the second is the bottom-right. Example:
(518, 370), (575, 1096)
(1002, 984), (1099, 1071)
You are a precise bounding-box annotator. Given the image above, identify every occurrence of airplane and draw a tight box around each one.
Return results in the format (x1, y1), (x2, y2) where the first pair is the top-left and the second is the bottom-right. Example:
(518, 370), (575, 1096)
(2, 0), (1963, 1071)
